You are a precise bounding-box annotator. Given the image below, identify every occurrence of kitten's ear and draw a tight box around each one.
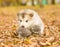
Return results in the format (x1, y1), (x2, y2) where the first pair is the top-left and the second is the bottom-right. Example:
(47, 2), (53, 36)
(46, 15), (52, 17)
(29, 13), (33, 17)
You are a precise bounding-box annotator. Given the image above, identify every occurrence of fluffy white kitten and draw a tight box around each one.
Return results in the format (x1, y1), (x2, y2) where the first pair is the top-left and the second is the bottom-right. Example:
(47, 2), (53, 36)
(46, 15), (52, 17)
(17, 9), (44, 34)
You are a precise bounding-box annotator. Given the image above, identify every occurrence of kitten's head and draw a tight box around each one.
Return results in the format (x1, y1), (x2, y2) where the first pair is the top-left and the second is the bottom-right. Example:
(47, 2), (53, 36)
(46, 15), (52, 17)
(17, 9), (37, 28)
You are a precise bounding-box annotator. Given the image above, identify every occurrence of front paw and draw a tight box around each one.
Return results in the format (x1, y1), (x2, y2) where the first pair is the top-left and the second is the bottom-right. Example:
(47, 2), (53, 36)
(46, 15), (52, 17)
(31, 25), (41, 34)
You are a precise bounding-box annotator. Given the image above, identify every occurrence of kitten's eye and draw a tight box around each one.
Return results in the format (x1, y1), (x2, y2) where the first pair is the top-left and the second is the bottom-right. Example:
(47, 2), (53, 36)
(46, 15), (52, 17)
(26, 20), (28, 22)
(20, 20), (22, 22)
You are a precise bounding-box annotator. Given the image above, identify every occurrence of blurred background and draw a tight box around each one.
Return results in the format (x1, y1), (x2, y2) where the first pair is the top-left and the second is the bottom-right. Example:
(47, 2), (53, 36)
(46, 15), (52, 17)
(0, 0), (60, 7)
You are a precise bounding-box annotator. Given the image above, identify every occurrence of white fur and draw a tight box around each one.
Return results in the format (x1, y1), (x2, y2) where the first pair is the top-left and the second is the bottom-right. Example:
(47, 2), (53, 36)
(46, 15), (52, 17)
(18, 9), (44, 34)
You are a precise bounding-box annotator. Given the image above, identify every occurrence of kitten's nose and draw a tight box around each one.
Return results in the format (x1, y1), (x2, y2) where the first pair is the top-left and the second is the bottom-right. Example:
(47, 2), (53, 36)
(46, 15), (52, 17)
(21, 26), (25, 28)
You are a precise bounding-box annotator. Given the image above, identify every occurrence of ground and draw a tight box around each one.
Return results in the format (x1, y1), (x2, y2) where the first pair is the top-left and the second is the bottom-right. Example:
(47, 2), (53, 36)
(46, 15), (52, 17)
(0, 5), (60, 47)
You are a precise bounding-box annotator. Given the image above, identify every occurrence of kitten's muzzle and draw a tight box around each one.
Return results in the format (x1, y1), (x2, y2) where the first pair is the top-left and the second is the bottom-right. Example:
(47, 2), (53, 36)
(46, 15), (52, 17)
(21, 26), (25, 28)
